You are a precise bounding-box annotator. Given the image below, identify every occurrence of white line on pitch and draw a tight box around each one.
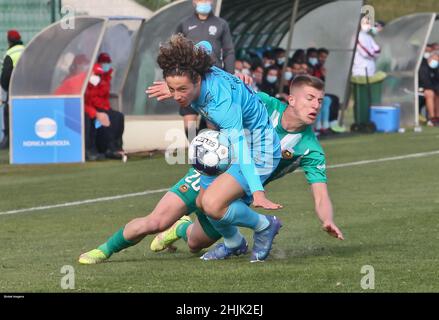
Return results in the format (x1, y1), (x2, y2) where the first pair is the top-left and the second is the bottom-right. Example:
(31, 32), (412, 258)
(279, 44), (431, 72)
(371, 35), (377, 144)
(1, 150), (438, 217)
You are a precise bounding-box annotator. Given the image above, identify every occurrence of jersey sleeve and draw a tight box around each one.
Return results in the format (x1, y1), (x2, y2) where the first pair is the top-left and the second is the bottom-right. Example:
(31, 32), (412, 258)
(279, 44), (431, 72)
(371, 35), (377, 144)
(209, 84), (264, 194)
(300, 151), (327, 184)
(256, 91), (285, 116)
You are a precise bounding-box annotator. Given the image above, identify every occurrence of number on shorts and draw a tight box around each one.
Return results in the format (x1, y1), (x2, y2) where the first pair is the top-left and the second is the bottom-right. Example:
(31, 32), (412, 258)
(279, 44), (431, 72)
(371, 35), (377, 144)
(185, 171), (201, 191)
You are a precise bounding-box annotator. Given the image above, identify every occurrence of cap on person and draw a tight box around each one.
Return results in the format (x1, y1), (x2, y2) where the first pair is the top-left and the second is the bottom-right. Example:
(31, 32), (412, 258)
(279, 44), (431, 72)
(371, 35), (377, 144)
(97, 52), (112, 63)
(7, 29), (21, 42)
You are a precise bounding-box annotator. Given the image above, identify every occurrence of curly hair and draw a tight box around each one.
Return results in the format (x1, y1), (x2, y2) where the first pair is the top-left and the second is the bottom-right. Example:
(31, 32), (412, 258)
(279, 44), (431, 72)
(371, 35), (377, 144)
(157, 34), (213, 84)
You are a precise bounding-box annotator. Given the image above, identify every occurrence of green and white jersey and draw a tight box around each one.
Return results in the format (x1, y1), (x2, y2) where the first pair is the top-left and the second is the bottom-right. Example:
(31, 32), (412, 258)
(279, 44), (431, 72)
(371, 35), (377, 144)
(257, 92), (327, 185)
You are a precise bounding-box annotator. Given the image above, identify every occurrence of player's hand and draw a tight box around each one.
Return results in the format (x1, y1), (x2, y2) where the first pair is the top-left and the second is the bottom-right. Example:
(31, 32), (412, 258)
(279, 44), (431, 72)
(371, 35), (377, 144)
(235, 73), (254, 86)
(322, 221), (344, 240)
(145, 81), (172, 101)
(252, 191), (283, 210)
(96, 112), (110, 127)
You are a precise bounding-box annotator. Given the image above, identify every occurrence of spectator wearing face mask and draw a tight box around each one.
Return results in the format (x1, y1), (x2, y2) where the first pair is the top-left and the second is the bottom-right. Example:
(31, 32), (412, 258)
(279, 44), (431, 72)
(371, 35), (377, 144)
(174, 0), (235, 139)
(84, 62), (126, 160)
(306, 47), (319, 74)
(176, 0), (234, 73)
(274, 47), (287, 69)
(98, 52), (113, 85)
(352, 15), (380, 77)
(260, 65), (279, 96)
(370, 20), (385, 36)
(262, 50), (276, 69)
(280, 61), (296, 94)
(250, 63), (264, 92)
(423, 44), (434, 61)
(419, 51), (439, 126)
(241, 59), (252, 76)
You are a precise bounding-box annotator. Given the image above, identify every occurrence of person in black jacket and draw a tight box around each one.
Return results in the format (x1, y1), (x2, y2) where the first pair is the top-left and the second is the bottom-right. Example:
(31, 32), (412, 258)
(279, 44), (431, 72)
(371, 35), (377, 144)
(419, 51), (439, 126)
(175, 0), (235, 139)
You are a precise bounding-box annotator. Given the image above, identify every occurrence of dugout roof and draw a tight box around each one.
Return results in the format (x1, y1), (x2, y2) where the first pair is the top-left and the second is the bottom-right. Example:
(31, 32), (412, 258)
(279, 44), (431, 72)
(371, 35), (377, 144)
(125, 0), (363, 116)
(375, 13), (439, 127)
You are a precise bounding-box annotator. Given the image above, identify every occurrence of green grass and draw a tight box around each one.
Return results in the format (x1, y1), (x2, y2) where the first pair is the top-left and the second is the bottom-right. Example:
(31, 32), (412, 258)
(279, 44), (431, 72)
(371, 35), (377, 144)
(1, 128), (439, 292)
(366, 0), (439, 23)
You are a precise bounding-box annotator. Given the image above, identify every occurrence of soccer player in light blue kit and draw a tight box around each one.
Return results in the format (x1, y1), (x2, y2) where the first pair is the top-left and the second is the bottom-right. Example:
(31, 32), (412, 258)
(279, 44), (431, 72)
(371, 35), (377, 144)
(157, 34), (282, 261)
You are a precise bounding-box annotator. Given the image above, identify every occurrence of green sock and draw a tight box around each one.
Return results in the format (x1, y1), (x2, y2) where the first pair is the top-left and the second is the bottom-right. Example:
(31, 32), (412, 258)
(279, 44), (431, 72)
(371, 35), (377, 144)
(176, 220), (192, 242)
(98, 227), (134, 257)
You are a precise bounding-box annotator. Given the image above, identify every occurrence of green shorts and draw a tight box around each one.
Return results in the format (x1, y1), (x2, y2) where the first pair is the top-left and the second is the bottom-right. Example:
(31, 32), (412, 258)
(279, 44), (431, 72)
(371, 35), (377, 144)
(170, 168), (221, 240)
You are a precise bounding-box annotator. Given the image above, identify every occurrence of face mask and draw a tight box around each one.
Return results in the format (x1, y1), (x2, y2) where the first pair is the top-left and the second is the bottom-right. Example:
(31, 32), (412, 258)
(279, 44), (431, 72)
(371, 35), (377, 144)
(241, 68), (251, 76)
(266, 75), (277, 84)
(370, 27), (378, 35)
(309, 57), (318, 66)
(195, 3), (212, 15)
(264, 62), (272, 68)
(102, 63), (111, 72)
(89, 74), (101, 86)
(424, 52), (431, 60)
(277, 57), (286, 65)
(284, 71), (293, 81)
(428, 59), (439, 69)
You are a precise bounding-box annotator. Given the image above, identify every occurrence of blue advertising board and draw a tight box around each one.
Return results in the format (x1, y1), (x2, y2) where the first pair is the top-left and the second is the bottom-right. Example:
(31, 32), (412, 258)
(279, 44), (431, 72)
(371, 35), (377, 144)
(11, 97), (83, 164)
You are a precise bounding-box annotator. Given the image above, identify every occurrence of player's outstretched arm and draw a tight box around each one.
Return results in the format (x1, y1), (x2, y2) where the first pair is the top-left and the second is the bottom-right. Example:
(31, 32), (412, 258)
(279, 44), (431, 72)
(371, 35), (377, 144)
(145, 80), (173, 101)
(311, 183), (344, 240)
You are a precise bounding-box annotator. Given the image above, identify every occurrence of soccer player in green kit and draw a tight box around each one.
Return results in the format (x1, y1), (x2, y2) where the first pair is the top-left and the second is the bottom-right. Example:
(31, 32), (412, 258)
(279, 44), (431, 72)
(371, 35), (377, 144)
(151, 74), (343, 258)
(78, 74), (343, 264)
(80, 75), (343, 264)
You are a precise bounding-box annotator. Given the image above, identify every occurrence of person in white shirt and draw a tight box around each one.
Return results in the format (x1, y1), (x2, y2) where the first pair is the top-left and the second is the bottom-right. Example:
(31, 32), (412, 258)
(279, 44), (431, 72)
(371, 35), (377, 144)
(352, 16), (381, 77)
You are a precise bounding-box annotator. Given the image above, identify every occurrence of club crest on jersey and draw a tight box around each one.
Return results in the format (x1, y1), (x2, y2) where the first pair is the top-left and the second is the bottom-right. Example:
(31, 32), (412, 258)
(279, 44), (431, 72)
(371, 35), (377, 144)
(209, 25), (217, 36)
(282, 148), (294, 159)
(179, 184), (189, 193)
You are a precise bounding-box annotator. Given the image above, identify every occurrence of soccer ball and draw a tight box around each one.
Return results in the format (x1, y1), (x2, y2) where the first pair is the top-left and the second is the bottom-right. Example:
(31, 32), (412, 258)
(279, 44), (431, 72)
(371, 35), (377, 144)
(189, 129), (233, 176)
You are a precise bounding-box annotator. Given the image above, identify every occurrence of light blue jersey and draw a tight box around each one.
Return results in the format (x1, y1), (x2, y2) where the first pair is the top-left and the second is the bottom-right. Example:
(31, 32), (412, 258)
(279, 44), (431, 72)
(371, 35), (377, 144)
(190, 66), (281, 195)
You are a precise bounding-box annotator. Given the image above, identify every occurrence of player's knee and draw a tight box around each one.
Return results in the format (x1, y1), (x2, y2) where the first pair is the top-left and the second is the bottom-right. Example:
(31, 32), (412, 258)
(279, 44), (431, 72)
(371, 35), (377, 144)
(138, 216), (161, 234)
(201, 194), (224, 219)
(424, 89), (434, 99)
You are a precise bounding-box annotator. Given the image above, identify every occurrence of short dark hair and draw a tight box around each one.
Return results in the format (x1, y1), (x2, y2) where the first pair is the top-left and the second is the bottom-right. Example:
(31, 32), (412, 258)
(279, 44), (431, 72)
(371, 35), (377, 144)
(318, 48), (329, 55)
(263, 50), (275, 59)
(273, 47), (286, 55)
(290, 74), (325, 92)
(306, 47), (318, 56)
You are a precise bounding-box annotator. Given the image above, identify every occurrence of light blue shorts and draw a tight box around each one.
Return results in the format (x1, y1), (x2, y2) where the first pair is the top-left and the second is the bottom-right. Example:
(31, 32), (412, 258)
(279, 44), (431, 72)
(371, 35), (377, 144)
(200, 157), (281, 205)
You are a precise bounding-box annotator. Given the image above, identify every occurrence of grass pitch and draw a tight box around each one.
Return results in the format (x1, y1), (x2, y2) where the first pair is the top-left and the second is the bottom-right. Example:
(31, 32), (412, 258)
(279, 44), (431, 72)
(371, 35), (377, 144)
(0, 128), (438, 292)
